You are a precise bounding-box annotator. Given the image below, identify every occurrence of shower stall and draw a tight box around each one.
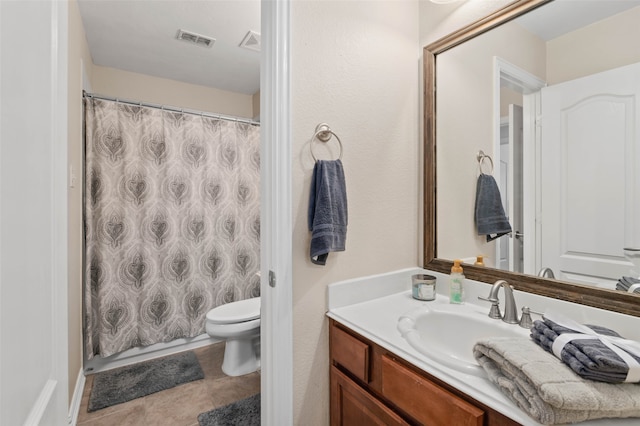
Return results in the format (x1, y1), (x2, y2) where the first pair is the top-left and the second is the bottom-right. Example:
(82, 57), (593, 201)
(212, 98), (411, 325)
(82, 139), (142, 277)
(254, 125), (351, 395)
(83, 94), (260, 370)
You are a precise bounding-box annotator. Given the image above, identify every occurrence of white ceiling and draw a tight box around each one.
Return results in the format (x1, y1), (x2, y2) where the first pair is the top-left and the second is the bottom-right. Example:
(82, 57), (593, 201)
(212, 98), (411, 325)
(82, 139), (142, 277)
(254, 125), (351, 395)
(77, 0), (640, 96)
(77, 0), (261, 95)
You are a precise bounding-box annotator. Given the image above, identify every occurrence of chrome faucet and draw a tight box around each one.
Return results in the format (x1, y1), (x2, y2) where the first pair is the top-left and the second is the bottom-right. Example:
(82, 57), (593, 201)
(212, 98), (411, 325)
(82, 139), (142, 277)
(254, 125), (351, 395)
(538, 267), (555, 279)
(478, 280), (519, 324)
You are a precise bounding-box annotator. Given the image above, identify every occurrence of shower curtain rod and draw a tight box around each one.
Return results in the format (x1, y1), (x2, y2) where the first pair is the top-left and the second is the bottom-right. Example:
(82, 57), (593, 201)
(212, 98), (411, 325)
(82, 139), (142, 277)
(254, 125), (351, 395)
(83, 91), (260, 126)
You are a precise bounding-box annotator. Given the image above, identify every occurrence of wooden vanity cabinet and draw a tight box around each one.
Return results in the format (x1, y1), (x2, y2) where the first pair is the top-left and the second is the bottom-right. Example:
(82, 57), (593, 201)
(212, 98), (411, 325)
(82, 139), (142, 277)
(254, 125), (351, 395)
(329, 319), (520, 426)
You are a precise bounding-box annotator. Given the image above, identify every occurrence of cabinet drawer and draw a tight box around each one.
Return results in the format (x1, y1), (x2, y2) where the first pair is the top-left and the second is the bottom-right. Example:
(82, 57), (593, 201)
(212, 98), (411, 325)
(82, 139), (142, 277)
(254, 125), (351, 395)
(331, 324), (370, 382)
(381, 355), (484, 426)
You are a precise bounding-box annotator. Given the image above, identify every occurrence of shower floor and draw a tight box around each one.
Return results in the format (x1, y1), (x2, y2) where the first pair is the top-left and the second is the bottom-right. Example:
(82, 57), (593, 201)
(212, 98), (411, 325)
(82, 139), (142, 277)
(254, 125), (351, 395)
(76, 342), (261, 425)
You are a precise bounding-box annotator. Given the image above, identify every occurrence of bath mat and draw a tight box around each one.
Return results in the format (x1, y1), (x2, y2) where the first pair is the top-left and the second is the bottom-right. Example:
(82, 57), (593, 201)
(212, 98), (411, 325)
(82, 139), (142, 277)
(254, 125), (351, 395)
(88, 350), (204, 412)
(197, 393), (260, 426)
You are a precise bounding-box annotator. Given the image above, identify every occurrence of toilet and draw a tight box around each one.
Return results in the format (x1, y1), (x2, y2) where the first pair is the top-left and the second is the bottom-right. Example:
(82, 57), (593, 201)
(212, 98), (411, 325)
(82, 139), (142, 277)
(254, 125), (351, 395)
(205, 297), (261, 376)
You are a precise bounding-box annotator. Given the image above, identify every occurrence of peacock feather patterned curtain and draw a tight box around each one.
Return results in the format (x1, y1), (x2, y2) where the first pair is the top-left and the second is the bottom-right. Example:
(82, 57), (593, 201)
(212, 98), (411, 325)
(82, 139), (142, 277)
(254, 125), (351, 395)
(83, 98), (260, 359)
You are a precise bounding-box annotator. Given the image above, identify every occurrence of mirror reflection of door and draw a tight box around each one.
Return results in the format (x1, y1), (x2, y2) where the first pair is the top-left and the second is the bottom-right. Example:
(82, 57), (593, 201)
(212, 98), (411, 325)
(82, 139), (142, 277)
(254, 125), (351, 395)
(540, 61), (640, 289)
(495, 58), (546, 274)
(498, 120), (509, 271)
(509, 104), (524, 273)
(497, 104), (524, 273)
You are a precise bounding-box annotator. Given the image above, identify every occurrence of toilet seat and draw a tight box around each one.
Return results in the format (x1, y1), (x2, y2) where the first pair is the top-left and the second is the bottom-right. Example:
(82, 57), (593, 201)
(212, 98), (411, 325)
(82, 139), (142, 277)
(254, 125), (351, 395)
(206, 297), (260, 324)
(206, 318), (261, 338)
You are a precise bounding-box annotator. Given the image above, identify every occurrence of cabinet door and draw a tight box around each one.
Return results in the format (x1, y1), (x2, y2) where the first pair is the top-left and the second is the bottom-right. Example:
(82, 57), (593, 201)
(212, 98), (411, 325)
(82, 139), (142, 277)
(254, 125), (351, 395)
(381, 355), (484, 426)
(331, 366), (409, 426)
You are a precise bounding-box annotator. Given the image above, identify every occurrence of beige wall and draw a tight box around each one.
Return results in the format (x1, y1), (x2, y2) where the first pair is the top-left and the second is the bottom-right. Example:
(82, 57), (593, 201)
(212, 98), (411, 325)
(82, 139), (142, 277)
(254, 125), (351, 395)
(547, 5), (640, 84)
(291, 1), (421, 423)
(501, 87), (523, 118)
(418, 0), (512, 46)
(91, 66), (255, 119)
(67, 0), (93, 404)
(252, 91), (260, 121)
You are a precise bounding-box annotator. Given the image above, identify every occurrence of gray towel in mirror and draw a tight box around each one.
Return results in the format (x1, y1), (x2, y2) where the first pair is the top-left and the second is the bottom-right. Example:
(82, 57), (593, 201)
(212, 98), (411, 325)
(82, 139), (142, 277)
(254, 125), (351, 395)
(308, 159), (348, 265)
(474, 173), (512, 242)
(616, 276), (640, 293)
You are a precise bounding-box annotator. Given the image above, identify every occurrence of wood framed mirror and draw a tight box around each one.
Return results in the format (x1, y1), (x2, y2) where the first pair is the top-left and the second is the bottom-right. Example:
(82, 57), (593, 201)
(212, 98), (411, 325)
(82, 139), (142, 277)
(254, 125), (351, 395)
(423, 0), (640, 317)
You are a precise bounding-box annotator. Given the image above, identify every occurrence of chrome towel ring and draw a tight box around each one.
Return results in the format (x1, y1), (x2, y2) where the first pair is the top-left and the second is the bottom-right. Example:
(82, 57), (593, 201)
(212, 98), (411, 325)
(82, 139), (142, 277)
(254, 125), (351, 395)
(477, 150), (494, 175)
(310, 123), (343, 161)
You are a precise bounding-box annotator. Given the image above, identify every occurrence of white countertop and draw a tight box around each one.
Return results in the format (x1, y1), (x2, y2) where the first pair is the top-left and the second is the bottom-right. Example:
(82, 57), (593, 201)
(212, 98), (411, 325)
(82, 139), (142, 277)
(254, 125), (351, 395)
(326, 267), (640, 426)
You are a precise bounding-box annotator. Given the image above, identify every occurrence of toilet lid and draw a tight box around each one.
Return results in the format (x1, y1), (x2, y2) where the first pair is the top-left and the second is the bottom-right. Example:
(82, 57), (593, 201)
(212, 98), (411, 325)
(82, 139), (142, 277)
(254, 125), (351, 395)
(206, 297), (260, 324)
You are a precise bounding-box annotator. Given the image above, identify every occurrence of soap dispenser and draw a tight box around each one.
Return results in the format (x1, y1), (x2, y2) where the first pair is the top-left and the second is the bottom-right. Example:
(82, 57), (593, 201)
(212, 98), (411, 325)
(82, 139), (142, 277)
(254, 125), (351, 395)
(450, 259), (464, 304)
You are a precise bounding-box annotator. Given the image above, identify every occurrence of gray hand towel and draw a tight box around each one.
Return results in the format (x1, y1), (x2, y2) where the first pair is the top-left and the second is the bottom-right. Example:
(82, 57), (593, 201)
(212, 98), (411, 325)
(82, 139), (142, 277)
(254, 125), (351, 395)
(308, 160), (347, 265)
(474, 337), (640, 425)
(474, 173), (512, 242)
(530, 319), (640, 383)
(617, 276), (640, 293)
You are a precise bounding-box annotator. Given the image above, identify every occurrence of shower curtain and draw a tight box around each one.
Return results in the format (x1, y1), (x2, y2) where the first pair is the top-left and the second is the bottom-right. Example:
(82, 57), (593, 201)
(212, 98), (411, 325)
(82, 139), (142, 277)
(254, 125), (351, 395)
(83, 97), (260, 359)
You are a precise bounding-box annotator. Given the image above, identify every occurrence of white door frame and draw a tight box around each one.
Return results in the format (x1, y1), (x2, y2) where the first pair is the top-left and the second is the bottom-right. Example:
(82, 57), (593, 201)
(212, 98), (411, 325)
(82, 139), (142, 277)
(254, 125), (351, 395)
(260, 0), (293, 424)
(493, 57), (546, 275)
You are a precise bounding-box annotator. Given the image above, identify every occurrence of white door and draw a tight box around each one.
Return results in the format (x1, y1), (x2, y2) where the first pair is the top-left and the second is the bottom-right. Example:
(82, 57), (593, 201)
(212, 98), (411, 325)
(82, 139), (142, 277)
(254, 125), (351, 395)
(540, 61), (640, 289)
(508, 104), (524, 273)
(1, 1), (69, 425)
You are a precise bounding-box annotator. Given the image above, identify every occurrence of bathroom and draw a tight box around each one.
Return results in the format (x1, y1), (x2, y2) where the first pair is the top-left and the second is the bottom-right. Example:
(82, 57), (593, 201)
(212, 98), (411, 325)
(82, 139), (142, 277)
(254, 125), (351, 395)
(76, 0), (263, 423)
(3, 0), (640, 425)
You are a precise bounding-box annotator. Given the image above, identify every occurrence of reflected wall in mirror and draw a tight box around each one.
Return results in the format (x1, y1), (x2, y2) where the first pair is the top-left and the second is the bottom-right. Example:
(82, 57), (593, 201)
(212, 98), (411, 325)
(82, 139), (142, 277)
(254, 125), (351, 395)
(424, 0), (640, 316)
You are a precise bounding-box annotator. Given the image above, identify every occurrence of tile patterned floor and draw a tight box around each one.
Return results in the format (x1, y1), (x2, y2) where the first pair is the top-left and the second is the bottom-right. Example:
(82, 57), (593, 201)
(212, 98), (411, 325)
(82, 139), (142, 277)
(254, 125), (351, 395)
(77, 343), (260, 426)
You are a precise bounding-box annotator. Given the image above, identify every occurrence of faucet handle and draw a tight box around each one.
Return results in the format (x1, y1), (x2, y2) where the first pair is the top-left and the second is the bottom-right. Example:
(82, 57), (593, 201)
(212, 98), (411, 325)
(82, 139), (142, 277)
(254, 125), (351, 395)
(519, 306), (544, 329)
(518, 306), (533, 329)
(477, 296), (502, 319)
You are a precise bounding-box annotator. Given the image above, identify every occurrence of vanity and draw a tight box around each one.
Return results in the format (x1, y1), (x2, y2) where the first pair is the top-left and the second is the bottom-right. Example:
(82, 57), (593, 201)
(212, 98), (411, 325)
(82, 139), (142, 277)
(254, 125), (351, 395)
(327, 268), (640, 426)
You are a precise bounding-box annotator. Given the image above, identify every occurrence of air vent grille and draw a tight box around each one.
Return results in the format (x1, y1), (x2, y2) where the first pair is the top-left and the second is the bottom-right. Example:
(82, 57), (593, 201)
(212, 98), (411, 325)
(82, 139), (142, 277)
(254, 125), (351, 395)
(176, 29), (215, 48)
(239, 31), (261, 52)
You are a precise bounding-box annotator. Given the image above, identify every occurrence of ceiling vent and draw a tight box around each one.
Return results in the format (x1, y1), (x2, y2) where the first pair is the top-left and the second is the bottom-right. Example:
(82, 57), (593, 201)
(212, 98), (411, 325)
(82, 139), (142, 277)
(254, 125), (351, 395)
(239, 31), (261, 52)
(176, 29), (215, 48)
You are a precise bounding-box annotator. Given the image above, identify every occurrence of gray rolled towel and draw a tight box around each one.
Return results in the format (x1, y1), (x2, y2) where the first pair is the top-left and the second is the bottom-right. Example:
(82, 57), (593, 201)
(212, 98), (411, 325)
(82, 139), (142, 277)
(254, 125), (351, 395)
(530, 318), (640, 383)
(308, 159), (347, 265)
(474, 173), (512, 242)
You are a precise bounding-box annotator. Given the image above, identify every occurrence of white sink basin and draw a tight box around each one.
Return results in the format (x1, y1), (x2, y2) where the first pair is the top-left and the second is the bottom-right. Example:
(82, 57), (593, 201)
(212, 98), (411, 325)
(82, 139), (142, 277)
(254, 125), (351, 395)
(397, 302), (529, 377)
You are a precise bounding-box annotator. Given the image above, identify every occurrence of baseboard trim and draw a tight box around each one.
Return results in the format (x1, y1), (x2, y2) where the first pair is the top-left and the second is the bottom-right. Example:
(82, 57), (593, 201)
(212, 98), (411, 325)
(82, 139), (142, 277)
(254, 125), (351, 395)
(68, 368), (85, 426)
(84, 333), (220, 374)
(24, 379), (57, 426)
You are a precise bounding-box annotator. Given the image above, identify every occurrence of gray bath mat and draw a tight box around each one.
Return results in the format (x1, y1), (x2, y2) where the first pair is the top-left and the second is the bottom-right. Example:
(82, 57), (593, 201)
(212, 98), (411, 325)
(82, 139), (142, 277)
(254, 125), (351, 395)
(88, 350), (204, 412)
(198, 393), (260, 426)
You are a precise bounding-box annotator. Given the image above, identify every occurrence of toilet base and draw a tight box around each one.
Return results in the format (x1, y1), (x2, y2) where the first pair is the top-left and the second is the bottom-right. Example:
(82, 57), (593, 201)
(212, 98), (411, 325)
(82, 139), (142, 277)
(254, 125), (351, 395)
(221, 336), (260, 376)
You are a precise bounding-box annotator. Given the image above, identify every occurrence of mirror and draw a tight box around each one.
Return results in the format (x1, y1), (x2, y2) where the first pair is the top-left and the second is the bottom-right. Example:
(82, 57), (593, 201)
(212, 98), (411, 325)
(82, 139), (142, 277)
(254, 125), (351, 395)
(424, 0), (640, 317)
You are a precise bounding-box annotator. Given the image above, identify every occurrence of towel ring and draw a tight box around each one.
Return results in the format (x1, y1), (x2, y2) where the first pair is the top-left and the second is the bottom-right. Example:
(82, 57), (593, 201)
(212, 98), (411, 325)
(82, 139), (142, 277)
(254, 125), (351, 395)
(310, 123), (343, 161)
(477, 150), (494, 174)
